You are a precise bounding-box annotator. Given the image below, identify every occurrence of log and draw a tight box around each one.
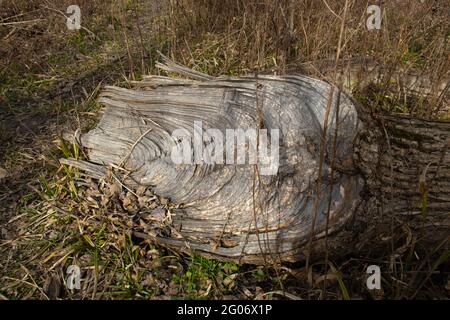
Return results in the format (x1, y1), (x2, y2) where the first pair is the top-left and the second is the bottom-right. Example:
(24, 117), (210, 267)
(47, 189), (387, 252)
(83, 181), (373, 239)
(61, 58), (450, 264)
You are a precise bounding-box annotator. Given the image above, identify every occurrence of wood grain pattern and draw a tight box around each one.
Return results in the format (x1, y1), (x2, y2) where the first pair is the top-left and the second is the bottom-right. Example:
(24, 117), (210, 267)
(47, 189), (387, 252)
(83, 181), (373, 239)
(62, 59), (449, 264)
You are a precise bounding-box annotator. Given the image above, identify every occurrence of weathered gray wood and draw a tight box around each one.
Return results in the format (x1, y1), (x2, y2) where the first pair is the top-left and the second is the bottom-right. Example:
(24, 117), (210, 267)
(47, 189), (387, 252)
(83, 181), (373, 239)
(62, 60), (450, 264)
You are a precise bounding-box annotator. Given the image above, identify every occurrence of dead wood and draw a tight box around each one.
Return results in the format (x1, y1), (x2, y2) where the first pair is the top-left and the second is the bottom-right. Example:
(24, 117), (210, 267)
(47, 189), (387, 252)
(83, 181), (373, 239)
(61, 58), (450, 264)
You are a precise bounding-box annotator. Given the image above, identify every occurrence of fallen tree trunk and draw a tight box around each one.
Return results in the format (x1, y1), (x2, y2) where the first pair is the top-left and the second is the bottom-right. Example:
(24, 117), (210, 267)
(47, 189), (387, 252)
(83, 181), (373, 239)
(61, 59), (450, 264)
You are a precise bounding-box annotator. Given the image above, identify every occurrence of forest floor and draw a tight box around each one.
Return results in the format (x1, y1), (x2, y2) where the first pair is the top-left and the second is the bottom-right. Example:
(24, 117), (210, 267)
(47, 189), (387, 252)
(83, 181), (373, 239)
(0, 0), (449, 300)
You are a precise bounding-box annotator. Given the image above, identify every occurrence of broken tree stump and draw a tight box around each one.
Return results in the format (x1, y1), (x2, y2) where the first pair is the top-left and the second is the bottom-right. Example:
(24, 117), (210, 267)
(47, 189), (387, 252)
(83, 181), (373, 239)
(61, 58), (450, 264)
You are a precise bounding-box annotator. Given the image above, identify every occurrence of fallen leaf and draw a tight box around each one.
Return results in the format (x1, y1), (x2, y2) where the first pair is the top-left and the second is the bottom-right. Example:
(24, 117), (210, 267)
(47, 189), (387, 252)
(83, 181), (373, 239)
(43, 275), (62, 300)
(0, 167), (8, 183)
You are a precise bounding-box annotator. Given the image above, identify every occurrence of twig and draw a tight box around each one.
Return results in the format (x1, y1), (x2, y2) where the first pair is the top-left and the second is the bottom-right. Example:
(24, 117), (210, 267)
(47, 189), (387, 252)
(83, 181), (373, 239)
(322, 0), (343, 21)
(118, 128), (152, 168)
(305, 0), (350, 278)
(0, 19), (45, 26)
(258, 290), (302, 300)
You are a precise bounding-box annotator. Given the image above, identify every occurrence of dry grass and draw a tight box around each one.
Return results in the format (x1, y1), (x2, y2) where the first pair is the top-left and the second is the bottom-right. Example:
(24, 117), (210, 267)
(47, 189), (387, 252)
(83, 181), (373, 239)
(0, 0), (449, 300)
(166, 0), (449, 117)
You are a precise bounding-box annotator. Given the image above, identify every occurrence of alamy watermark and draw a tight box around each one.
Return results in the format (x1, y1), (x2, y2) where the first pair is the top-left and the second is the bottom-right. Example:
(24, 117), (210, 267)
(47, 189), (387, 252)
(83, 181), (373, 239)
(66, 5), (81, 30)
(366, 5), (381, 30)
(66, 265), (81, 290)
(170, 121), (280, 176)
(366, 265), (381, 290)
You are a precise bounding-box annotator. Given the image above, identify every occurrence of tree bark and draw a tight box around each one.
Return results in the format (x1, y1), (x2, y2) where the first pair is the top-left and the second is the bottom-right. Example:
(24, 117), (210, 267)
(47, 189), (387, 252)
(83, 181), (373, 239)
(308, 113), (450, 263)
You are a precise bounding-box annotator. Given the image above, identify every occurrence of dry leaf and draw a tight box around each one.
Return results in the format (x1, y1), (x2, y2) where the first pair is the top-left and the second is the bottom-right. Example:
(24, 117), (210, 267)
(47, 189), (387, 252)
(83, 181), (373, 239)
(0, 167), (8, 183)
(315, 273), (338, 286)
(43, 274), (62, 300)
